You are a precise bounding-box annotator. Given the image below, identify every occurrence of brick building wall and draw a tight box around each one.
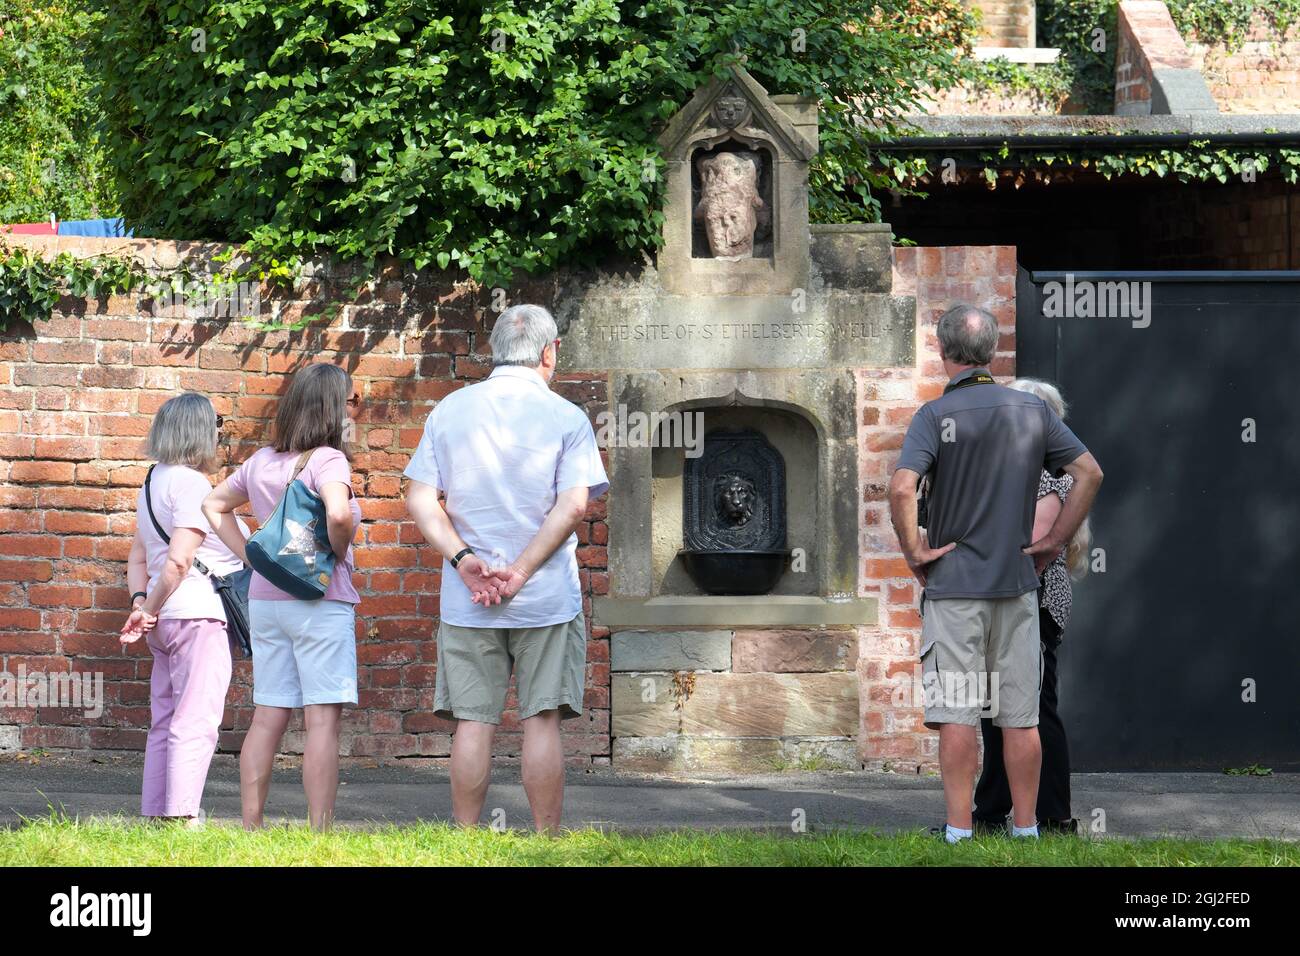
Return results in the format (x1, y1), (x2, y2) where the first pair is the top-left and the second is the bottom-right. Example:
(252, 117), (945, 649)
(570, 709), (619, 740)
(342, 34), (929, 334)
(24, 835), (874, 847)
(966, 0), (1035, 49)
(1187, 13), (1300, 113)
(1, 236), (1019, 773)
(1139, 178), (1299, 270)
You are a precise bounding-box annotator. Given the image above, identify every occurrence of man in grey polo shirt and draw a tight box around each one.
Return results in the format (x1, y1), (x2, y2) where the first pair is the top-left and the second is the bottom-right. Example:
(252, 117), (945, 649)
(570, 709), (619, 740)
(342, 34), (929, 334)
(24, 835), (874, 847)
(890, 304), (1102, 843)
(404, 304), (608, 834)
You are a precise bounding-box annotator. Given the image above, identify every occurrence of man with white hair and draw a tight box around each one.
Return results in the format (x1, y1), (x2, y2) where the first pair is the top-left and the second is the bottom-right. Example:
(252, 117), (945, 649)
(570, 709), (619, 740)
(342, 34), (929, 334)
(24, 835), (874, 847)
(404, 304), (608, 833)
(889, 304), (1102, 843)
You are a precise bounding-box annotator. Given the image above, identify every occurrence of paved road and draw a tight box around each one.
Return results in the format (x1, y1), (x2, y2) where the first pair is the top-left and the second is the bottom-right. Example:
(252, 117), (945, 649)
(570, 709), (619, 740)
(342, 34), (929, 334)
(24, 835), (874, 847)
(2, 755), (1296, 838)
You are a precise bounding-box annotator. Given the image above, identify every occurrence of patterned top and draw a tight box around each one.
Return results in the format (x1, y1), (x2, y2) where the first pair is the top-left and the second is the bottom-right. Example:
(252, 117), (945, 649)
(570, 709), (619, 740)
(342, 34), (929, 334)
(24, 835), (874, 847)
(1037, 469), (1074, 633)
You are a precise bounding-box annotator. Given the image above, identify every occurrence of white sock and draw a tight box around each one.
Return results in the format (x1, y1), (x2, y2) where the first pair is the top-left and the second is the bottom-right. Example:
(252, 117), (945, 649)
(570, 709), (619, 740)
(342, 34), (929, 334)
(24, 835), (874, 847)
(1011, 822), (1039, 838)
(945, 824), (973, 844)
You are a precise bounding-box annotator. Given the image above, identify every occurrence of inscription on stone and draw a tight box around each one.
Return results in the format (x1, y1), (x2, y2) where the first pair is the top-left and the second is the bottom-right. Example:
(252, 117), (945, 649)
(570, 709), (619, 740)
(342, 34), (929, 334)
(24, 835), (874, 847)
(559, 290), (915, 371)
(591, 315), (896, 344)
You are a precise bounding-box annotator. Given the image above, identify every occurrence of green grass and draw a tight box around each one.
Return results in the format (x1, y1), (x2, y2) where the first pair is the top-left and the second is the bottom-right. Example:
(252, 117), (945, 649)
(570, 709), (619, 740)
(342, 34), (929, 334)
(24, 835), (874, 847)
(2, 816), (1296, 866)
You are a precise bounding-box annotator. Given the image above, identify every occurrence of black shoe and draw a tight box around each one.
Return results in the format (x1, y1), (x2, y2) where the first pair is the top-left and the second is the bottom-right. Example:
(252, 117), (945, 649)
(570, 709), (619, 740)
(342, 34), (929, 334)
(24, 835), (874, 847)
(1039, 817), (1080, 835)
(972, 816), (1008, 837)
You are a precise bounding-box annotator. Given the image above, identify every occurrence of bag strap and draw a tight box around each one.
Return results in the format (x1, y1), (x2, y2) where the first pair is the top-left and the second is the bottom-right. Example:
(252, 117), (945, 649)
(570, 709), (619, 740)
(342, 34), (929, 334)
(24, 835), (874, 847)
(143, 465), (169, 544)
(144, 464), (214, 578)
(289, 448), (316, 486)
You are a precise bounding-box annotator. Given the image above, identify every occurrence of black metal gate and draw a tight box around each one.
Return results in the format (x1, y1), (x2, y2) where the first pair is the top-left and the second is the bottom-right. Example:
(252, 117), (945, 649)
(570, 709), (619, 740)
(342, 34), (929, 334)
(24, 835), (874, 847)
(1016, 269), (1300, 771)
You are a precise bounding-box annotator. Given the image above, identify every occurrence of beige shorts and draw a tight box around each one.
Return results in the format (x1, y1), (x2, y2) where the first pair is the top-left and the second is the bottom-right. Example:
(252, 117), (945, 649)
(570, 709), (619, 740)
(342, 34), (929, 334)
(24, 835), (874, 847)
(434, 612), (587, 724)
(919, 591), (1041, 730)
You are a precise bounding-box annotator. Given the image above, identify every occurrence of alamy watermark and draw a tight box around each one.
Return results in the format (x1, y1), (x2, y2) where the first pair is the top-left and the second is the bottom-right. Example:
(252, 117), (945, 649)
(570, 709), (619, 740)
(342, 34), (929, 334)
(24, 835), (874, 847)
(144, 278), (262, 320)
(889, 663), (1001, 717)
(1041, 273), (1151, 328)
(594, 405), (705, 458)
(0, 666), (104, 718)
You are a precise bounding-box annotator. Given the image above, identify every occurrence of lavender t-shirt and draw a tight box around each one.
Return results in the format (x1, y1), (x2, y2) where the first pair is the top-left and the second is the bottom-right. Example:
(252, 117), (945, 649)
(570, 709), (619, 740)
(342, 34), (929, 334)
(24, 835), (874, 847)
(137, 464), (247, 621)
(228, 447), (361, 604)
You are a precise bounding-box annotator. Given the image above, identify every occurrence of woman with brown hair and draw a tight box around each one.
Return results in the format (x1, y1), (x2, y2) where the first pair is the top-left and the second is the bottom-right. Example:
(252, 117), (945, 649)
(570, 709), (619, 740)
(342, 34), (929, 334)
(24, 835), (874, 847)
(203, 363), (361, 830)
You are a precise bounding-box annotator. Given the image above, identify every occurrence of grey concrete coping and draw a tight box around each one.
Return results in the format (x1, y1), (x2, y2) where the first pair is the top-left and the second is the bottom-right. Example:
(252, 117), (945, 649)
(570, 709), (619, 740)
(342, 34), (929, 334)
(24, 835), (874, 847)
(1151, 67), (1220, 115)
(594, 595), (877, 628)
(891, 114), (1300, 138)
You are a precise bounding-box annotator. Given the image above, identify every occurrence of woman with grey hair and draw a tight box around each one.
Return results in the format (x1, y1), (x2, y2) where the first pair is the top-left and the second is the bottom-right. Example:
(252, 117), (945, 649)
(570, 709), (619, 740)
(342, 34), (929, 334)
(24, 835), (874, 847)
(973, 377), (1091, 835)
(202, 362), (361, 830)
(121, 392), (248, 824)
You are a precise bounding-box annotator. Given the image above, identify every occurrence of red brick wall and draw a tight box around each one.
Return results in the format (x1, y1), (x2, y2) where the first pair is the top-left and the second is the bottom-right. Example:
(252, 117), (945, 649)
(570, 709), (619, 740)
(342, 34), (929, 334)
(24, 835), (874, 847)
(2, 237), (1021, 772)
(858, 246), (1017, 772)
(920, 80), (1067, 116)
(1115, 1), (1196, 114)
(0, 237), (611, 766)
(1188, 13), (1300, 113)
(1141, 178), (1299, 269)
(967, 0), (1035, 49)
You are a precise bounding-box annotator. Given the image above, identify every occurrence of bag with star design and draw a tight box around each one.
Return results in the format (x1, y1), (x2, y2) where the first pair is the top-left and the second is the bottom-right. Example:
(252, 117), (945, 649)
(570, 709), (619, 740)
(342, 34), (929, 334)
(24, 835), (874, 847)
(244, 448), (338, 600)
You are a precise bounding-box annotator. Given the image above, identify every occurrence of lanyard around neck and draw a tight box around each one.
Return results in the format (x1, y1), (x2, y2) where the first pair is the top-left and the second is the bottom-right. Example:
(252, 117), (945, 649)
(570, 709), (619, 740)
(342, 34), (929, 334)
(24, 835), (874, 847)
(943, 371), (994, 394)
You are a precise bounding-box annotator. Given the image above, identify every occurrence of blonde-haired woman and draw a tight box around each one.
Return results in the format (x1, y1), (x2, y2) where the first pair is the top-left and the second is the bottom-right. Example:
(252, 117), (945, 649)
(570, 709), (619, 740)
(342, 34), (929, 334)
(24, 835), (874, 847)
(973, 377), (1090, 835)
(122, 392), (247, 824)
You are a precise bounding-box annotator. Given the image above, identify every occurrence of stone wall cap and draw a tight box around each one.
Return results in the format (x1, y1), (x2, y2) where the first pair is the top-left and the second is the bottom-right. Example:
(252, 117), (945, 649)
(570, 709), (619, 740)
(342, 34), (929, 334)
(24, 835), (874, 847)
(891, 114), (1300, 139)
(810, 223), (893, 234)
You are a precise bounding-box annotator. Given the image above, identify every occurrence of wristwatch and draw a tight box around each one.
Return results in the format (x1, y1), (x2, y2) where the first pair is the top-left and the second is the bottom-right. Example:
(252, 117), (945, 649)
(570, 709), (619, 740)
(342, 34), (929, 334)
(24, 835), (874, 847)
(450, 547), (474, 569)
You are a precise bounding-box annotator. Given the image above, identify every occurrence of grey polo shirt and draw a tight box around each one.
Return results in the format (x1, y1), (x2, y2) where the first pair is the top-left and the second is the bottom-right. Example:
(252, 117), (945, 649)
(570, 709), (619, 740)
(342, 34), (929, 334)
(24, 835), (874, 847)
(894, 368), (1089, 600)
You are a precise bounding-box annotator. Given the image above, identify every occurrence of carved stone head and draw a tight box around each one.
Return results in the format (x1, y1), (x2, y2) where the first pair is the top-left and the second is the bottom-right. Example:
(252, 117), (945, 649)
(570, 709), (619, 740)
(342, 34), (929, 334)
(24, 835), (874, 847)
(711, 88), (751, 129)
(693, 151), (764, 260)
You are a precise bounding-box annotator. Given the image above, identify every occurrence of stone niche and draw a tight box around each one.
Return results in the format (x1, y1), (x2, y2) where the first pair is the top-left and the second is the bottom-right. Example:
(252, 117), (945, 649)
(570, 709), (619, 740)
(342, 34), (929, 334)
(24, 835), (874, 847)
(555, 64), (917, 773)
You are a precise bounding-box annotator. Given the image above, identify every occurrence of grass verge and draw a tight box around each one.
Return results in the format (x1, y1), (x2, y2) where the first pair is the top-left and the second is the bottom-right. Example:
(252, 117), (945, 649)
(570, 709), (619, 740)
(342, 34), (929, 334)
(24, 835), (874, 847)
(3, 815), (1296, 866)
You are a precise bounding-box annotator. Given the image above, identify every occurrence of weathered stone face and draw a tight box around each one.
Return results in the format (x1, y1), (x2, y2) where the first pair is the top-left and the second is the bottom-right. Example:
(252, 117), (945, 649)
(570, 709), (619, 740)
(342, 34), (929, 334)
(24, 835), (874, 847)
(694, 151), (764, 259)
(711, 89), (750, 129)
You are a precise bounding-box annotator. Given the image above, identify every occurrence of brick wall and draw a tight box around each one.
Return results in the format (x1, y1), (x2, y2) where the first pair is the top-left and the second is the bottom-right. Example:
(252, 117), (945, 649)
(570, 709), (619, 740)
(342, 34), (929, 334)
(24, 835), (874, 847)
(1115, 1), (1197, 115)
(1187, 13), (1300, 113)
(1, 237), (1020, 773)
(1140, 178), (1299, 269)
(967, 0), (1035, 49)
(858, 245), (1017, 772)
(0, 236), (611, 766)
(920, 80), (1068, 116)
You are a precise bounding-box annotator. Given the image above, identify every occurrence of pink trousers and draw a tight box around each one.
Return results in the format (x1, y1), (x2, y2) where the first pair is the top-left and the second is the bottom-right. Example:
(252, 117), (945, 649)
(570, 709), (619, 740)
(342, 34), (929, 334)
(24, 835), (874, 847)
(141, 617), (232, 817)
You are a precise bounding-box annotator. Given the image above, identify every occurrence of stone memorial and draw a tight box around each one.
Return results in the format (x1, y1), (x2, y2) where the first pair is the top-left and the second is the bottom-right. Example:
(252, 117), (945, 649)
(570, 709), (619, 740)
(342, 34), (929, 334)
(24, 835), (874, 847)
(554, 63), (918, 771)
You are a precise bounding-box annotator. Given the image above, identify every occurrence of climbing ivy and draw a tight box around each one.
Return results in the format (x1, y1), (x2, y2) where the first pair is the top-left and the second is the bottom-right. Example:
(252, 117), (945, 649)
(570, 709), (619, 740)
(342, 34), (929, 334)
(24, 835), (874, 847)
(962, 56), (1074, 109)
(1166, 0), (1300, 50)
(0, 242), (150, 328)
(875, 141), (1300, 198)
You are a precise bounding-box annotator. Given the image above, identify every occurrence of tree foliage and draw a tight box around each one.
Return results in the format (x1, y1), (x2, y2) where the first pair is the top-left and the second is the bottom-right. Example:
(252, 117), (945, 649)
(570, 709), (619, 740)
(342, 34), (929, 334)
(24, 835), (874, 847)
(0, 1), (118, 222)
(92, 0), (972, 285)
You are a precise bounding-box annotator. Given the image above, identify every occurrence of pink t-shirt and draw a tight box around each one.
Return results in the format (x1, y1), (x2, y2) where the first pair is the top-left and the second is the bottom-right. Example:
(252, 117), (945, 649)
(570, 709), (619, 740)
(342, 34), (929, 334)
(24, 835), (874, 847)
(227, 446), (361, 604)
(137, 464), (247, 621)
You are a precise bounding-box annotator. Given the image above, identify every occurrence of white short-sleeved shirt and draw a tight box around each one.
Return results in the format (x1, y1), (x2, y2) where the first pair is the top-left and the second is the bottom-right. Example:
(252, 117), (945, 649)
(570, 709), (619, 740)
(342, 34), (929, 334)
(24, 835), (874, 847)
(404, 365), (609, 628)
(137, 464), (247, 621)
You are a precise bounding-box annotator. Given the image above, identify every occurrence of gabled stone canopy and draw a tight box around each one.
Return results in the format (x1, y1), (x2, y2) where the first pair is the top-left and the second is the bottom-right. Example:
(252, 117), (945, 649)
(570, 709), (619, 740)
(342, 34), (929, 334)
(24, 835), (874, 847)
(656, 63), (818, 163)
(654, 62), (820, 296)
